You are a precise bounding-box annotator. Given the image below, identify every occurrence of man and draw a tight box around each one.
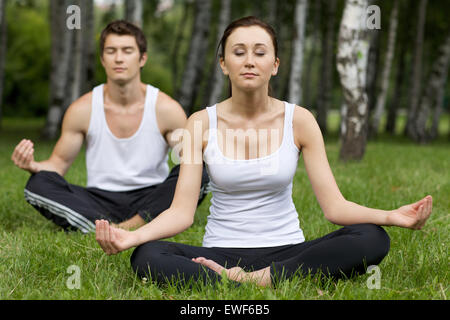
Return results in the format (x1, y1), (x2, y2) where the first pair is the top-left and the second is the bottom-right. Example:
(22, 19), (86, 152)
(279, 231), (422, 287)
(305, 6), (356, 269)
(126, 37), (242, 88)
(11, 20), (209, 233)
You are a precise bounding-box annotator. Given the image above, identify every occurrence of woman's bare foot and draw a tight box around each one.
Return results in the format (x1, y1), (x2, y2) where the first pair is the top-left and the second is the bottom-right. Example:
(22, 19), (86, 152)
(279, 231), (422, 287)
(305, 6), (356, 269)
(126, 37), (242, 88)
(192, 257), (272, 287)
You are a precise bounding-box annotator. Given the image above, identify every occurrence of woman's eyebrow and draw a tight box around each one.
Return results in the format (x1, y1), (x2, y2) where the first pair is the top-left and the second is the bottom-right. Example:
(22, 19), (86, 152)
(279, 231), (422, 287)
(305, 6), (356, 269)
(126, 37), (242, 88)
(231, 43), (268, 48)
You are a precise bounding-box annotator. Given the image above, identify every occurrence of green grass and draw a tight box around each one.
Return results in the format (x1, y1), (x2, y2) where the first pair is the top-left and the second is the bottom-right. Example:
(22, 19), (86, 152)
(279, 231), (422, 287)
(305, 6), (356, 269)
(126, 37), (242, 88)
(0, 117), (448, 300)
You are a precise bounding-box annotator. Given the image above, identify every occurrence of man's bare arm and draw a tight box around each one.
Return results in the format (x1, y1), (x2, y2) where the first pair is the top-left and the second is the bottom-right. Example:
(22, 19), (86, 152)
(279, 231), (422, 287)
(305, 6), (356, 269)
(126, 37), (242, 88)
(11, 94), (91, 176)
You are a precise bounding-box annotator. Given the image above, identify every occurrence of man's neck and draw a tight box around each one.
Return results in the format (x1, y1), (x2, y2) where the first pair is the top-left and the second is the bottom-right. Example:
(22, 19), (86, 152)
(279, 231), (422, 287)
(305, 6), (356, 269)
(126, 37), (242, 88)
(104, 78), (145, 108)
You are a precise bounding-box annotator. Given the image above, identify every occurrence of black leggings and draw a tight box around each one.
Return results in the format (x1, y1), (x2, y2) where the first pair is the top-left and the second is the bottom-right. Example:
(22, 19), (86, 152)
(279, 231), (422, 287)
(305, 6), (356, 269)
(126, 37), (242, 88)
(130, 223), (390, 285)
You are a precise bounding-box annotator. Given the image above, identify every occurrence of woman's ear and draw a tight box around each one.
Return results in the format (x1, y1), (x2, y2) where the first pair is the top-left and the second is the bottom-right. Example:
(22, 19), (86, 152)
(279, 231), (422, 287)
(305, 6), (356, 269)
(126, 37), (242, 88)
(219, 57), (229, 76)
(272, 57), (280, 76)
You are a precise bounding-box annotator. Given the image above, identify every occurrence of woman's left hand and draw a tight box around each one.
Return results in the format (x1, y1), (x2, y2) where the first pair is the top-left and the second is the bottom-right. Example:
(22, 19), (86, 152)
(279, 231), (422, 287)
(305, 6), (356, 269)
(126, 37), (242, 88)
(387, 195), (433, 230)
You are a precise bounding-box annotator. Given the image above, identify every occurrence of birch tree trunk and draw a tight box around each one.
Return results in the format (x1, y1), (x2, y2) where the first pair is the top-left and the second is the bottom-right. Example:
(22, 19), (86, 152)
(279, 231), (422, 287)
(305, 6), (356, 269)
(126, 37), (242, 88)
(207, 0), (231, 106)
(170, 1), (191, 93)
(69, 0), (94, 103)
(0, 0), (7, 129)
(414, 33), (450, 143)
(43, 0), (75, 140)
(267, 0), (277, 27)
(82, 0), (95, 95)
(176, 0), (211, 115)
(365, 25), (379, 118)
(405, 0), (427, 140)
(288, 0), (308, 105)
(369, 0), (399, 137)
(336, 0), (370, 161)
(125, 0), (143, 28)
(303, 0), (320, 108)
(317, 0), (336, 134)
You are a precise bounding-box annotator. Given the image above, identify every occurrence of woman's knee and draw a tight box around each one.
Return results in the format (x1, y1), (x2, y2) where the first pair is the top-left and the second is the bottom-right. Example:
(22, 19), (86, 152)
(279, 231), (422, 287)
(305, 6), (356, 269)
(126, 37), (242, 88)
(351, 223), (390, 262)
(130, 241), (165, 278)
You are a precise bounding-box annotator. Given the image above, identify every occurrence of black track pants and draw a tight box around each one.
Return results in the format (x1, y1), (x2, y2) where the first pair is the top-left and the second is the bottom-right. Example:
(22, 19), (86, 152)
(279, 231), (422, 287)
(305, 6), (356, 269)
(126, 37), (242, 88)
(130, 223), (390, 285)
(24, 164), (210, 233)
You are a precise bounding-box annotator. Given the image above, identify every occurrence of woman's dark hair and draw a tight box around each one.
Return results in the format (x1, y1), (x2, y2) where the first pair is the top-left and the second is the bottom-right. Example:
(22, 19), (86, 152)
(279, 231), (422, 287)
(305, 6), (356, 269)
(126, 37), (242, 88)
(218, 16), (278, 61)
(216, 16), (279, 97)
(100, 20), (147, 59)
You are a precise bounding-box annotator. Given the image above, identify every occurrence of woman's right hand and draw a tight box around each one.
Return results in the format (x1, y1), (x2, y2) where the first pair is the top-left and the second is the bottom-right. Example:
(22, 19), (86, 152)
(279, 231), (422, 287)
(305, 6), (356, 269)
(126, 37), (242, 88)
(95, 220), (137, 255)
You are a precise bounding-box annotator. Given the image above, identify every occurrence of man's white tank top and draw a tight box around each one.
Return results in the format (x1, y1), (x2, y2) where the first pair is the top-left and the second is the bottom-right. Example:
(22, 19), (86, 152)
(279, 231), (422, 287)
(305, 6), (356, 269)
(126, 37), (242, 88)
(85, 84), (169, 192)
(202, 102), (305, 248)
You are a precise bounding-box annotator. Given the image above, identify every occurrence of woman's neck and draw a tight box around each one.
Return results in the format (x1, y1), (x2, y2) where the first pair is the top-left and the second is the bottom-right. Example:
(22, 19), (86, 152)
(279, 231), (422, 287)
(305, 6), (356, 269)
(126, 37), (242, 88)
(229, 87), (273, 118)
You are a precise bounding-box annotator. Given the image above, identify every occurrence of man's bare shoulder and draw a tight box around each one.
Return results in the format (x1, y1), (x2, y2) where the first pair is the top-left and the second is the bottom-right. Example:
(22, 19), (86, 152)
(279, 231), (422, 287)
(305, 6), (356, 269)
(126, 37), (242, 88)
(155, 90), (187, 134)
(62, 91), (93, 133)
(156, 90), (186, 117)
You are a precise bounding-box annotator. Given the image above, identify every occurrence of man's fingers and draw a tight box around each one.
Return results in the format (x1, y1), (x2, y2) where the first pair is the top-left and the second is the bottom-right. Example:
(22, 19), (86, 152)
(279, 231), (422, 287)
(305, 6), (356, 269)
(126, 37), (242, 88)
(12, 140), (33, 166)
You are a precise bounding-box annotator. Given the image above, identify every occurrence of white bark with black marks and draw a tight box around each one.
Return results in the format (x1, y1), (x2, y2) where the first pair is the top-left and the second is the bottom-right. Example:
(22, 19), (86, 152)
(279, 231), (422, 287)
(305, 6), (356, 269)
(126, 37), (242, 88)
(177, 0), (211, 115)
(370, 0), (399, 136)
(405, 0), (427, 139)
(208, 0), (231, 106)
(414, 34), (450, 142)
(337, 0), (370, 161)
(288, 0), (308, 105)
(125, 0), (143, 28)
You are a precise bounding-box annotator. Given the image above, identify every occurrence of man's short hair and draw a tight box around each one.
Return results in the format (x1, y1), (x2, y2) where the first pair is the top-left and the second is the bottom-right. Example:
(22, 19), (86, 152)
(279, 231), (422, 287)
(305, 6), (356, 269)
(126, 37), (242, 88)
(100, 20), (147, 58)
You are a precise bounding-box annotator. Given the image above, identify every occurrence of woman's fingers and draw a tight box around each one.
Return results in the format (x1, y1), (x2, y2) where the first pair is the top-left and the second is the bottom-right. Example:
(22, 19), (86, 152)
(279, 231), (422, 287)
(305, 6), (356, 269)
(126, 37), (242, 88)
(418, 197), (433, 229)
(192, 257), (225, 274)
(96, 220), (112, 254)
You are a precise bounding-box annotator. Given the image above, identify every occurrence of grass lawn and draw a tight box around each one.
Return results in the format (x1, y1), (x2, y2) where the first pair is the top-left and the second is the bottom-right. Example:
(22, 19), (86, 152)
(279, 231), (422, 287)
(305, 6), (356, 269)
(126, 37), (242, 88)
(0, 116), (448, 300)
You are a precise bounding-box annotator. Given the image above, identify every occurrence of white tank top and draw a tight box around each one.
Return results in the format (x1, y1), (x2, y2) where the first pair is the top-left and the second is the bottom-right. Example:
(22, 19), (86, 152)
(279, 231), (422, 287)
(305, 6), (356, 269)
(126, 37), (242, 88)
(202, 102), (305, 248)
(85, 84), (169, 192)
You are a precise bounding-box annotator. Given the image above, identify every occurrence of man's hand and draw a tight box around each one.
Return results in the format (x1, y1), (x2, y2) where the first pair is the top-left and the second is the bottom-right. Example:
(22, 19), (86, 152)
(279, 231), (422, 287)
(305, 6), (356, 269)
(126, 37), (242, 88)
(11, 139), (40, 174)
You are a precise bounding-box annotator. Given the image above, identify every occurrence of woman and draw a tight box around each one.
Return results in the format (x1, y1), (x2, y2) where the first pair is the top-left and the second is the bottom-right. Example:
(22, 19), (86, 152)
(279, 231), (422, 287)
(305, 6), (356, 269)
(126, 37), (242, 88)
(95, 17), (432, 287)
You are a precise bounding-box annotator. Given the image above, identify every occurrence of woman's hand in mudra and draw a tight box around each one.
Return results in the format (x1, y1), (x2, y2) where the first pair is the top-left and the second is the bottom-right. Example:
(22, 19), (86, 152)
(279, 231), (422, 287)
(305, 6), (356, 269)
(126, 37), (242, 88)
(192, 257), (272, 287)
(387, 195), (433, 230)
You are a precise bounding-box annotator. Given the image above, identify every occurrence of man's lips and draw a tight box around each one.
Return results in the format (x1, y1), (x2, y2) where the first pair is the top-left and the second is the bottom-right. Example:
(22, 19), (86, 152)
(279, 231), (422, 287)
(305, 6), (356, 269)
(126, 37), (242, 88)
(113, 68), (126, 72)
(242, 73), (258, 77)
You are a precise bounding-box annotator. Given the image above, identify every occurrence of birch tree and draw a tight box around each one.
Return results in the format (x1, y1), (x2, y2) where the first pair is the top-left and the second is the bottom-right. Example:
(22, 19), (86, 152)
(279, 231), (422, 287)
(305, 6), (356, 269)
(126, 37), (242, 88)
(405, 0), (427, 140)
(207, 0), (231, 106)
(125, 0), (143, 28)
(70, 0), (95, 103)
(43, 0), (95, 140)
(176, 0), (211, 115)
(0, 0), (6, 128)
(336, 0), (370, 161)
(288, 0), (308, 105)
(413, 33), (450, 142)
(369, 0), (399, 137)
(317, 0), (336, 134)
(43, 0), (76, 139)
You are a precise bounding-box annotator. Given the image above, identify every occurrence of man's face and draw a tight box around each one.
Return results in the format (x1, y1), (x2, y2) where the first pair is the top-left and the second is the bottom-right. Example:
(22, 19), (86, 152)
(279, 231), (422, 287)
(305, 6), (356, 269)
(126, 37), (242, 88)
(101, 34), (147, 84)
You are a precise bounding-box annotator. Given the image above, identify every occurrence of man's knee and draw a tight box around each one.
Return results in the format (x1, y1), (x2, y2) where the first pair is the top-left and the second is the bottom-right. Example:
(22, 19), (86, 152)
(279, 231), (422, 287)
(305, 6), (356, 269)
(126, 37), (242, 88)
(25, 170), (63, 195)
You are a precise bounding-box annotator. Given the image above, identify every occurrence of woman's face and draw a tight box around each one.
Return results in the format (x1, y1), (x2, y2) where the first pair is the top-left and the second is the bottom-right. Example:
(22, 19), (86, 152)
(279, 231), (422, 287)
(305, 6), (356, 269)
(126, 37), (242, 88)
(220, 26), (279, 93)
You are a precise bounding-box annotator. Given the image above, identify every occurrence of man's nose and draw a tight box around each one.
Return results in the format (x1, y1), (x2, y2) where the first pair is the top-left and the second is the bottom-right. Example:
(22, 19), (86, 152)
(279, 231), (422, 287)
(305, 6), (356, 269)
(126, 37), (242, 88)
(114, 51), (124, 62)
